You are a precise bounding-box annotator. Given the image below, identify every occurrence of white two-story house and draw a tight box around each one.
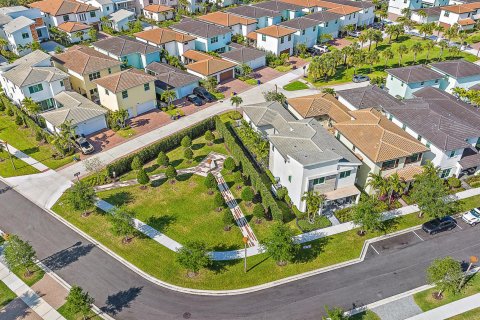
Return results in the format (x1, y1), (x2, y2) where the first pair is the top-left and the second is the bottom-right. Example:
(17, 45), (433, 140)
(438, 3), (480, 30)
(385, 64), (445, 99)
(279, 16), (319, 48)
(250, 25), (296, 55)
(134, 28), (196, 59)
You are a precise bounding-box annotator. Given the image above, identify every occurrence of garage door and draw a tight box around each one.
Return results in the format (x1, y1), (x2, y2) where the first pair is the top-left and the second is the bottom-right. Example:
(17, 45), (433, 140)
(249, 56), (266, 70)
(136, 101), (156, 116)
(76, 116), (107, 136)
(219, 69), (233, 82)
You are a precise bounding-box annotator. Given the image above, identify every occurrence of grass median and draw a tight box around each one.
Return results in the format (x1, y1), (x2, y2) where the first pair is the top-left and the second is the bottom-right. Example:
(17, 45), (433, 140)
(0, 281), (16, 308)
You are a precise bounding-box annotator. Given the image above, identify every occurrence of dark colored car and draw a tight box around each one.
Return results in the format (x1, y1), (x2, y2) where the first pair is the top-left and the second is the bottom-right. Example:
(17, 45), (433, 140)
(422, 216), (456, 235)
(193, 87), (215, 103)
(353, 74), (370, 83)
(186, 94), (204, 106)
(75, 137), (94, 155)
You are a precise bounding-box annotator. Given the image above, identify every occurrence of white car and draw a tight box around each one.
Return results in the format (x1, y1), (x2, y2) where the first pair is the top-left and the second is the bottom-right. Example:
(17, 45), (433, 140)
(348, 31), (361, 37)
(313, 45), (329, 53)
(462, 207), (480, 226)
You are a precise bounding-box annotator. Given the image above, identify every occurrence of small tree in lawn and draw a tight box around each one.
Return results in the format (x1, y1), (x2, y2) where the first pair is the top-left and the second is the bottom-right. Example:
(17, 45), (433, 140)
(262, 223), (298, 266)
(176, 241), (211, 277)
(4, 235), (36, 277)
(352, 196), (385, 236)
(65, 181), (96, 217)
(184, 148), (193, 163)
(214, 192), (225, 212)
(223, 157), (236, 173)
(157, 151), (169, 168)
(204, 173), (217, 194)
(137, 169), (150, 189)
(233, 171), (244, 190)
(322, 306), (347, 320)
(181, 136), (192, 149)
(65, 285), (94, 320)
(165, 165), (177, 184)
(241, 186), (254, 207)
(222, 209), (235, 231)
(427, 257), (463, 299)
(204, 130), (215, 145)
(109, 207), (136, 244)
(131, 156), (142, 171)
(253, 203), (265, 224)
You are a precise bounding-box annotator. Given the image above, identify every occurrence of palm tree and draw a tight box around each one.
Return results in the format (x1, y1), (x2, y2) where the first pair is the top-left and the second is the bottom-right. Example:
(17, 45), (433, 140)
(366, 50), (379, 73)
(449, 46), (461, 58)
(358, 33), (368, 48)
(365, 28), (375, 51)
(434, 24), (444, 38)
(378, 10), (388, 24)
(416, 9), (427, 23)
(452, 86), (467, 99)
(230, 95), (243, 113)
(351, 51), (365, 75)
(0, 38), (8, 52)
(385, 24), (396, 43)
(330, 49), (343, 68)
(202, 76), (218, 93)
(387, 173), (406, 204)
(396, 44), (408, 66)
(401, 7), (412, 19)
(418, 22), (434, 39)
(366, 173), (389, 198)
(438, 40), (448, 61)
(424, 40), (435, 62)
(301, 191), (325, 223)
(22, 98), (40, 121)
(372, 30), (383, 49)
(411, 42), (423, 63)
(321, 87), (335, 96)
(381, 48), (394, 68)
(161, 90), (177, 107)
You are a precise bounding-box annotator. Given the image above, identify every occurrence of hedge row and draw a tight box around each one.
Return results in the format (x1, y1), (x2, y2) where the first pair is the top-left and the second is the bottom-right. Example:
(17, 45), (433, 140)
(215, 117), (284, 222)
(105, 117), (215, 177)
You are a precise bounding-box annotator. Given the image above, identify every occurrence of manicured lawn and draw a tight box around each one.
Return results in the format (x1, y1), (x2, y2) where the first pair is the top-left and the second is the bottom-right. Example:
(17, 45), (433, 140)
(275, 65), (292, 72)
(0, 281), (16, 309)
(11, 264), (44, 287)
(448, 307), (480, 320)
(0, 112), (78, 170)
(283, 81), (309, 91)
(350, 310), (381, 320)
(0, 150), (39, 177)
(244, 78), (258, 85)
(97, 174), (244, 249)
(57, 303), (101, 320)
(116, 127), (136, 139)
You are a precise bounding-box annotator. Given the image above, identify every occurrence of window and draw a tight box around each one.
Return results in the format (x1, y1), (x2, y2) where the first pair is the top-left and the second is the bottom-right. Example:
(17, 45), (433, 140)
(106, 6), (110, 11)
(211, 36), (218, 44)
(435, 79), (439, 83)
(353, 13), (356, 18)
(388, 114), (393, 120)
(390, 76), (393, 80)
(405, 153), (422, 164)
(90, 11), (96, 17)
(440, 168), (451, 178)
(336, 132), (340, 139)
(79, 13), (86, 21)
(28, 83), (43, 94)
(108, 68), (112, 74)
(339, 170), (351, 179)
(60, 80), (64, 87)
(417, 135), (422, 141)
(37, 29), (43, 37)
(401, 82), (404, 87)
(63, 15), (69, 21)
(288, 175), (292, 182)
(420, 81), (424, 85)
(88, 71), (100, 81)
(312, 177), (325, 185)
(302, 29), (305, 35)
(89, 88), (97, 95)
(105, 89), (109, 95)
(403, 0), (407, 3)
(281, 36), (284, 44)
(313, 26), (316, 32)
(402, 124), (406, 130)
(262, 34), (266, 41)
(381, 159), (399, 170)
(288, 35), (291, 41)
(444, 11), (449, 17)
(325, 22), (329, 27)
(122, 90), (128, 99)
(426, 141), (431, 148)
(144, 83), (150, 91)
(335, 19), (338, 24)
(21, 33), (29, 39)
(448, 150), (456, 158)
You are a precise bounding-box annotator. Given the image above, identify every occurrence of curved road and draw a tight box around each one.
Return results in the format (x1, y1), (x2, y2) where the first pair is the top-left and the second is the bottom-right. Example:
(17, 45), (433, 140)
(1, 180), (479, 320)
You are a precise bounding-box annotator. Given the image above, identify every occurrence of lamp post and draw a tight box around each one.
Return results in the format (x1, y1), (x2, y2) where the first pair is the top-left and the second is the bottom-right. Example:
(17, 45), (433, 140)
(4, 140), (16, 170)
(242, 236), (249, 273)
(459, 255), (478, 290)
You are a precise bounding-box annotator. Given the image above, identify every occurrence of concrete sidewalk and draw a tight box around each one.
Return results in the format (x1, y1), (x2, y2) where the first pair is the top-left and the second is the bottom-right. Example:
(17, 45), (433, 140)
(1, 140), (50, 172)
(406, 292), (480, 320)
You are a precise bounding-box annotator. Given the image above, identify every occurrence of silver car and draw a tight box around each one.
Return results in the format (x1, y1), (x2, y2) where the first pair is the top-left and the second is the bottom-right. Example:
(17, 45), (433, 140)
(76, 137), (94, 155)
(462, 207), (480, 226)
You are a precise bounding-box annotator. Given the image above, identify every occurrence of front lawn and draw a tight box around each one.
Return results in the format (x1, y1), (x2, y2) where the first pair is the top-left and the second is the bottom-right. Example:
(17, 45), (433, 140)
(11, 264), (44, 287)
(116, 127), (137, 139)
(0, 281), (16, 309)
(0, 150), (39, 177)
(57, 302), (101, 320)
(283, 81), (309, 91)
(244, 78), (258, 85)
(350, 310), (381, 320)
(448, 307), (480, 320)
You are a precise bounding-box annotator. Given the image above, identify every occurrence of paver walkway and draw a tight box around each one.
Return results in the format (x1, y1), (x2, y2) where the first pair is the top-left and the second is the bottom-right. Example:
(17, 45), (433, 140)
(1, 140), (50, 172)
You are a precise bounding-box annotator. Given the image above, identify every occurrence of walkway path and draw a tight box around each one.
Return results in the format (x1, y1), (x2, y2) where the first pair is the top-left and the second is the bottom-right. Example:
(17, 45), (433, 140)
(406, 292), (480, 320)
(1, 140), (50, 172)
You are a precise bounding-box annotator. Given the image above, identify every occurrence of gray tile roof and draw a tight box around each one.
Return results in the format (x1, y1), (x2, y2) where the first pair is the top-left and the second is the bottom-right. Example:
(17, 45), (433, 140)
(386, 65), (444, 83)
(251, 0), (303, 12)
(459, 147), (480, 169)
(302, 10), (342, 22)
(3, 16), (34, 34)
(337, 85), (403, 109)
(279, 16), (320, 30)
(220, 45), (265, 64)
(108, 9), (134, 23)
(242, 101), (359, 166)
(430, 59), (480, 79)
(170, 18), (232, 39)
(0, 14), (13, 26)
(469, 83), (480, 90)
(145, 62), (200, 90)
(92, 35), (161, 57)
(325, 0), (374, 8)
(41, 91), (106, 127)
(226, 5), (280, 18)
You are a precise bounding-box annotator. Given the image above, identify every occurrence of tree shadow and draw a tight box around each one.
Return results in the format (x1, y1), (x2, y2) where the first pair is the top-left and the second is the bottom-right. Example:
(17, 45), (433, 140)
(208, 244), (241, 274)
(102, 191), (133, 206)
(144, 164), (159, 174)
(192, 143), (205, 151)
(293, 237), (330, 263)
(151, 178), (167, 188)
(20, 147), (40, 155)
(379, 216), (400, 235)
(170, 159), (184, 168)
(176, 173), (192, 182)
(213, 137), (224, 145)
(41, 241), (95, 271)
(194, 154), (207, 163)
(144, 215), (176, 233)
(101, 287), (143, 316)
(247, 256), (269, 273)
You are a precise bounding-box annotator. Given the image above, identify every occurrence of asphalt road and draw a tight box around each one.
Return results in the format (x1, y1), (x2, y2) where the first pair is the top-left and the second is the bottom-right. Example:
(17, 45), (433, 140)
(1, 180), (479, 320)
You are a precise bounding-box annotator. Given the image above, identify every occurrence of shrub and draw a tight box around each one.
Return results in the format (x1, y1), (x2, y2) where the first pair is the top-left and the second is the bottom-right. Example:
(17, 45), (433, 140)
(184, 148), (193, 161)
(335, 207), (354, 223)
(447, 176), (461, 189)
(214, 192), (224, 211)
(15, 115), (23, 126)
(253, 203), (265, 222)
(165, 165), (177, 182)
(0, 102), (4, 111)
(204, 173), (217, 193)
(157, 151), (169, 167)
(131, 156), (142, 171)
(82, 172), (110, 187)
(35, 130), (44, 142)
(276, 187), (287, 200)
(181, 136), (192, 148)
(223, 157), (235, 172)
(6, 107), (14, 117)
(222, 210), (235, 230)
(204, 130), (215, 144)
(241, 187), (254, 205)
(137, 169), (150, 186)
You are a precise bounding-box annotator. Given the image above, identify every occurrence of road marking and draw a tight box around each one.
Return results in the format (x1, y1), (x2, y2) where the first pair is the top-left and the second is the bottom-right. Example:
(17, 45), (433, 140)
(370, 245), (380, 255)
(412, 230), (424, 241)
(455, 222), (463, 230)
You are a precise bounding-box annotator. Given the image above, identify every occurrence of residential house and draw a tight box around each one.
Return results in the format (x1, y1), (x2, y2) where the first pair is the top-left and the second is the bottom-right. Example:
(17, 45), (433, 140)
(52, 45), (122, 101)
(438, 2), (480, 30)
(75, 0), (115, 17)
(220, 43), (266, 70)
(92, 35), (162, 69)
(0, 50), (70, 111)
(411, 7), (442, 23)
(251, 0), (305, 20)
(41, 90), (107, 135)
(94, 68), (157, 117)
(385, 64), (444, 99)
(183, 49), (236, 82)
(323, 0), (375, 26)
(279, 16), (320, 48)
(170, 18), (232, 53)
(250, 25), (295, 55)
(277, 0), (323, 13)
(2, 16), (36, 56)
(57, 21), (92, 43)
(242, 101), (361, 212)
(226, 5), (282, 29)
(107, 9), (135, 32)
(430, 59), (480, 93)
(383, 87), (480, 177)
(0, 6), (49, 43)
(333, 108), (428, 193)
(0, 55), (7, 66)
(336, 84), (404, 111)
(198, 12), (257, 37)
(134, 28), (196, 60)
(327, 5), (361, 28)
(422, 0), (449, 8)
(303, 10), (342, 40)
(388, 0), (423, 16)
(145, 61), (200, 99)
(142, 4), (174, 22)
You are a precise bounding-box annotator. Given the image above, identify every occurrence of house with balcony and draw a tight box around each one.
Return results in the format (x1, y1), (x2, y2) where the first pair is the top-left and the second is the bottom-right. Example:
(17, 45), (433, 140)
(249, 25), (295, 55)
(198, 12), (257, 37)
(242, 101), (362, 212)
(52, 45), (122, 101)
(388, 0), (422, 16)
(0, 50), (70, 111)
(385, 64), (444, 99)
(303, 10), (342, 40)
(438, 2), (480, 30)
(170, 18), (233, 53)
(324, 0), (375, 26)
(107, 9), (135, 31)
(334, 108), (428, 193)
(92, 35), (162, 69)
(0, 6), (50, 44)
(226, 5), (282, 29)
(279, 16), (320, 48)
(134, 28), (195, 60)
(58, 21), (93, 43)
(430, 59), (480, 93)
(75, 0), (115, 17)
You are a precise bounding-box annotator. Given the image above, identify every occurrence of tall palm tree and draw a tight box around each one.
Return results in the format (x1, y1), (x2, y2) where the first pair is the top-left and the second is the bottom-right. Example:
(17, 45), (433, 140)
(416, 9), (427, 23)
(387, 173), (406, 204)
(372, 30), (383, 49)
(396, 44), (408, 66)
(424, 40), (435, 62)
(434, 24), (444, 38)
(400, 7), (412, 19)
(161, 90), (177, 107)
(418, 22), (434, 39)
(321, 87), (335, 96)
(358, 33), (368, 48)
(230, 95), (243, 113)
(22, 98), (40, 121)
(351, 51), (365, 75)
(449, 46), (461, 58)
(411, 42), (423, 63)
(377, 10), (388, 24)
(366, 173), (389, 198)
(438, 40), (448, 61)
(301, 191), (325, 223)
(385, 24), (396, 43)
(381, 48), (394, 68)
(116, 109), (129, 128)
(366, 50), (379, 73)
(365, 28), (375, 51)
(452, 86), (467, 99)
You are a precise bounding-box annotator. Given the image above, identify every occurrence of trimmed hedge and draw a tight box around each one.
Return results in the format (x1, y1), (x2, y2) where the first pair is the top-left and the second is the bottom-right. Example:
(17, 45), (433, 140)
(215, 117), (284, 222)
(106, 118), (215, 177)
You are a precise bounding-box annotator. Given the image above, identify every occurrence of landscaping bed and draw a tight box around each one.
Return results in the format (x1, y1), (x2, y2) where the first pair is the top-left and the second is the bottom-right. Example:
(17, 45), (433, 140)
(57, 301), (101, 320)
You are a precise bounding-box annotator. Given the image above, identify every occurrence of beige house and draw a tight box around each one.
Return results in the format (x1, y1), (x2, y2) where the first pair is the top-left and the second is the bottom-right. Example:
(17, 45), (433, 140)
(333, 108), (428, 194)
(52, 45), (122, 101)
(93, 68), (157, 117)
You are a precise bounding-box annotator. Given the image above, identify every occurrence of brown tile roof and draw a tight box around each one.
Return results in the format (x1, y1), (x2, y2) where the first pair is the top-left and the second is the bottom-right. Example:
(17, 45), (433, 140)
(185, 58), (236, 76)
(134, 28), (195, 45)
(384, 165), (424, 181)
(278, 0), (322, 8)
(327, 4), (362, 15)
(441, 2), (480, 14)
(57, 21), (90, 32)
(93, 68), (156, 93)
(287, 93), (352, 122)
(143, 4), (174, 12)
(334, 108), (427, 163)
(247, 31), (257, 40)
(53, 45), (122, 75)
(255, 25), (296, 38)
(29, 0), (97, 15)
(198, 11), (257, 27)
(458, 18), (476, 25)
(182, 50), (212, 62)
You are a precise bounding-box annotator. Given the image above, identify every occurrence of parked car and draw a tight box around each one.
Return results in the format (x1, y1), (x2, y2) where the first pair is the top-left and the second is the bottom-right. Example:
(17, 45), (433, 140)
(462, 207), (480, 226)
(186, 94), (204, 106)
(313, 44), (329, 53)
(306, 47), (320, 56)
(422, 216), (456, 235)
(348, 30), (362, 37)
(193, 87), (215, 103)
(372, 22), (383, 30)
(75, 137), (94, 155)
(352, 74), (370, 83)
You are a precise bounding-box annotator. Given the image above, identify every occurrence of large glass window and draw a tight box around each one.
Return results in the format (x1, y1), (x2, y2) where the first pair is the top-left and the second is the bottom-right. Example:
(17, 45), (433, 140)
(339, 170), (351, 179)
(88, 71), (100, 81)
(28, 83), (43, 94)
(381, 159), (398, 170)
(90, 11), (96, 17)
(312, 177), (325, 185)
(440, 168), (451, 178)
(122, 90), (128, 99)
(405, 153), (422, 164)
(211, 36), (218, 44)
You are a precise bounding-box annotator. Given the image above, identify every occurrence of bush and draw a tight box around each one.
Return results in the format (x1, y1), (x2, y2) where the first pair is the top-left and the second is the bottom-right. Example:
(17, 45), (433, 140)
(0, 102), (4, 111)
(335, 207), (354, 223)
(181, 136), (192, 148)
(204, 173), (217, 192)
(131, 156), (142, 171)
(157, 151), (169, 167)
(15, 115), (23, 126)
(82, 172), (110, 187)
(241, 187), (254, 205)
(184, 148), (193, 161)
(137, 169), (150, 186)
(35, 130), (44, 142)
(6, 107), (14, 117)
(447, 176), (461, 189)
(223, 209), (235, 229)
(214, 192), (224, 211)
(204, 130), (215, 144)
(253, 203), (265, 221)
(165, 165), (177, 181)
(276, 187), (287, 200)
(223, 157), (236, 172)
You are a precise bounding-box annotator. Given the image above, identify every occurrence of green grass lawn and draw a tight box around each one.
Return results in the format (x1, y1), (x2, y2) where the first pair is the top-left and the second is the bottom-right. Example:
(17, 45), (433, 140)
(448, 307), (480, 320)
(275, 65), (293, 72)
(283, 81), (309, 91)
(0, 150), (39, 177)
(350, 310), (381, 320)
(310, 35), (478, 87)
(11, 264), (44, 287)
(116, 127), (137, 139)
(0, 281), (16, 309)
(57, 302), (101, 320)
(0, 112), (78, 170)
(97, 174), (244, 249)
(244, 78), (258, 85)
